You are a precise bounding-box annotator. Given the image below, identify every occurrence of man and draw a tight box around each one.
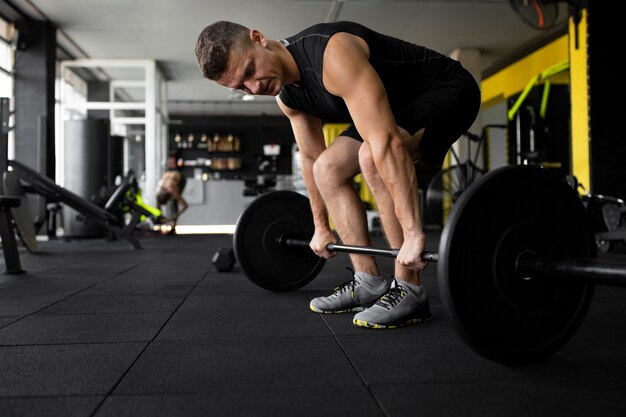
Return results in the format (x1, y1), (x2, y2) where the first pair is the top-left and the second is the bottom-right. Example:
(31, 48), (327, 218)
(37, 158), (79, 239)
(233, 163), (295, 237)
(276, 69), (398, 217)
(195, 21), (480, 328)
(156, 170), (188, 231)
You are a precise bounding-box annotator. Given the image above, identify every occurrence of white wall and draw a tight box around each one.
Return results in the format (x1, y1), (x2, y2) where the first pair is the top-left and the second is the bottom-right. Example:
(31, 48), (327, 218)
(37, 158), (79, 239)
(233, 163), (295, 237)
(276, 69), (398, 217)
(177, 175), (294, 225)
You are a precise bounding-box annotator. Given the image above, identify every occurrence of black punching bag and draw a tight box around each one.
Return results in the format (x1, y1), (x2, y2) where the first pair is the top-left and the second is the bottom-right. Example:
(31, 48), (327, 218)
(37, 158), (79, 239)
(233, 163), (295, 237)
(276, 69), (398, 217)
(63, 119), (109, 237)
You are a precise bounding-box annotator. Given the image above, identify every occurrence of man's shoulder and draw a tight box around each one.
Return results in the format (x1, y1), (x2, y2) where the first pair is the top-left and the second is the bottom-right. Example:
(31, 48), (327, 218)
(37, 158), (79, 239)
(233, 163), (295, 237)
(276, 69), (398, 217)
(285, 21), (368, 43)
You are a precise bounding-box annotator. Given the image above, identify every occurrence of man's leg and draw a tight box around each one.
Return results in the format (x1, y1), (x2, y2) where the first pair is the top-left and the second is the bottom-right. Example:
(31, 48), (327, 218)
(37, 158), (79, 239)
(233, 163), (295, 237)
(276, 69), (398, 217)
(353, 128), (432, 328)
(357, 128), (424, 285)
(309, 136), (389, 313)
(312, 135), (378, 275)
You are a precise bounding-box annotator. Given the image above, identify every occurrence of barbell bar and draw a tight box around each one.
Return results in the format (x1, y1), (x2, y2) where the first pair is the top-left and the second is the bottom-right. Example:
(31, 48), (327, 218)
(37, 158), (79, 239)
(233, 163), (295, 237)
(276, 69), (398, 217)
(516, 251), (626, 285)
(283, 237), (626, 285)
(232, 164), (626, 365)
(282, 237), (439, 261)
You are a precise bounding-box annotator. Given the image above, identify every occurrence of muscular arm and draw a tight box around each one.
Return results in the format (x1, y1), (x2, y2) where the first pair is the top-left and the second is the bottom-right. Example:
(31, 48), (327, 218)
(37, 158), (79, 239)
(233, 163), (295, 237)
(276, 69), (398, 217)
(323, 33), (425, 266)
(277, 97), (337, 254)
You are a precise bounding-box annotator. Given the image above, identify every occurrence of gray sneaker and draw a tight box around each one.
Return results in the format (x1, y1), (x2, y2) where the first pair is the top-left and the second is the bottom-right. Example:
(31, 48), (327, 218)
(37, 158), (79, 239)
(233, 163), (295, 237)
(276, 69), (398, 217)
(309, 268), (390, 314)
(353, 279), (432, 328)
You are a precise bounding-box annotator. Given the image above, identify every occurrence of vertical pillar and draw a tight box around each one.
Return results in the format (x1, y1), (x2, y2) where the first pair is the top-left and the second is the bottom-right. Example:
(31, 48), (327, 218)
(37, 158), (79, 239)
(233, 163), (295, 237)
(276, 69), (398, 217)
(568, 7), (590, 192)
(144, 60), (157, 205)
(449, 48), (482, 166)
(1, 97), (9, 193)
(63, 119), (109, 237)
(14, 21), (56, 177)
(14, 21), (56, 226)
(586, 1), (625, 197)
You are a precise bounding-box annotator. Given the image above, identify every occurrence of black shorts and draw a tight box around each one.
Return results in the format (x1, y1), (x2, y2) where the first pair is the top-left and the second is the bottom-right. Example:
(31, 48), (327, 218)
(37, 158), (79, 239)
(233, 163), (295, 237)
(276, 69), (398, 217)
(338, 73), (481, 170)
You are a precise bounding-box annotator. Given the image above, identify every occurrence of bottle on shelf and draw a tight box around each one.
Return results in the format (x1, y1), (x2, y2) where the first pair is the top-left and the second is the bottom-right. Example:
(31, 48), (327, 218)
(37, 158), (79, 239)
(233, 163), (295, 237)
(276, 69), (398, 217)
(187, 133), (195, 149)
(209, 134), (220, 152)
(198, 133), (209, 149)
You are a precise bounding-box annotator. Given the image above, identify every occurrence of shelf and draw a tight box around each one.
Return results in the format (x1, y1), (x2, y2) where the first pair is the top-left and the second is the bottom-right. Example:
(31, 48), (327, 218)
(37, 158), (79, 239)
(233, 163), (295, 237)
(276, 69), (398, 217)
(177, 155), (243, 171)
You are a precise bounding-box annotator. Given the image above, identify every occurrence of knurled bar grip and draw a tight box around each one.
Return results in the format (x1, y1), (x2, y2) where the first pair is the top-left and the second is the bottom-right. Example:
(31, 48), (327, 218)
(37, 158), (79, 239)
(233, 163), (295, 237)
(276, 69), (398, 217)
(283, 238), (439, 262)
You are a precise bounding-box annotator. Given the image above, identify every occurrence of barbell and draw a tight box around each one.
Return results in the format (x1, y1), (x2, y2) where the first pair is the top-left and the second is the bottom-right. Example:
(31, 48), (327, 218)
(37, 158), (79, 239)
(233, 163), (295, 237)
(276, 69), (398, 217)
(232, 164), (626, 365)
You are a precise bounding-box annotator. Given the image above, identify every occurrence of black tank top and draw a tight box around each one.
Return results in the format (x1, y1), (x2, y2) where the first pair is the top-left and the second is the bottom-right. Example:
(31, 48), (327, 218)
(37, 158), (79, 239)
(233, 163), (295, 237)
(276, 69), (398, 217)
(278, 21), (467, 122)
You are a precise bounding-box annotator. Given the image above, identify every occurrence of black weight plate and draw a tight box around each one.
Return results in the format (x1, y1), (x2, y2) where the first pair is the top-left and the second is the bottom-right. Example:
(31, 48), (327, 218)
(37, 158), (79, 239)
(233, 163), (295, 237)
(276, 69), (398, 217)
(3, 171), (37, 252)
(233, 190), (325, 291)
(438, 165), (595, 365)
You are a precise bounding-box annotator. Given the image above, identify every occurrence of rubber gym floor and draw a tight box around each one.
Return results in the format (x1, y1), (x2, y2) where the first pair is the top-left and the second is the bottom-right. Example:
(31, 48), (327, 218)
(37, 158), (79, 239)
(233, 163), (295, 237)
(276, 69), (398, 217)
(0, 229), (625, 417)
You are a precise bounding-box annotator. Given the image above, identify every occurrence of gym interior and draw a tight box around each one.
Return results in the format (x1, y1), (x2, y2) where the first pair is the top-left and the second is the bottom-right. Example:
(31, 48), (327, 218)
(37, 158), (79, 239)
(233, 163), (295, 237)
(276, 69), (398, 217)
(0, 1), (625, 416)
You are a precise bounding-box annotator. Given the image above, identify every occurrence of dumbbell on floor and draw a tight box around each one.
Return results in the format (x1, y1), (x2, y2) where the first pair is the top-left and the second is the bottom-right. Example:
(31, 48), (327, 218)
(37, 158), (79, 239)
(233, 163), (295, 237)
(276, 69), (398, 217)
(212, 247), (236, 272)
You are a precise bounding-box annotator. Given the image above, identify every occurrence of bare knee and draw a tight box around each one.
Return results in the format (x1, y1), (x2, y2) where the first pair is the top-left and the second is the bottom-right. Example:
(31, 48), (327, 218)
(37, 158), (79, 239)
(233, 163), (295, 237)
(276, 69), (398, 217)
(358, 143), (381, 185)
(313, 153), (352, 190)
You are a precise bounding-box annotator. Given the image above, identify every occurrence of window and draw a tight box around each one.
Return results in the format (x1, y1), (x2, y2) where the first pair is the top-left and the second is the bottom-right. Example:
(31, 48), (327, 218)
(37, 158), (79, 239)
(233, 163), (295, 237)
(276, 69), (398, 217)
(0, 16), (14, 158)
(0, 17), (14, 99)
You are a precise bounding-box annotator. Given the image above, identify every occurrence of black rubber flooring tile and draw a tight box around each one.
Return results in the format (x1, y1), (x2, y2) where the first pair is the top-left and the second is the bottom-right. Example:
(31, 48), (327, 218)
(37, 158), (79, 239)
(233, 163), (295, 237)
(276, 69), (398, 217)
(591, 284), (626, 300)
(111, 262), (206, 279)
(0, 313), (170, 345)
(37, 294), (187, 315)
(335, 331), (584, 385)
(558, 298), (626, 379)
(0, 396), (102, 417)
(201, 268), (252, 280)
(0, 275), (107, 297)
(0, 274), (18, 286)
(15, 254), (84, 274)
(179, 285), (310, 310)
(156, 308), (330, 342)
(25, 249), (141, 274)
(0, 264), (107, 285)
(0, 343), (145, 396)
(113, 338), (362, 395)
(10, 271), (116, 285)
(0, 297), (66, 316)
(80, 280), (196, 296)
(128, 263), (211, 277)
(95, 386), (382, 417)
(197, 272), (266, 292)
(113, 269), (207, 284)
(199, 279), (273, 294)
(140, 235), (230, 255)
(371, 374), (626, 417)
(52, 262), (140, 275)
(132, 250), (215, 263)
(0, 316), (19, 328)
(0, 285), (96, 316)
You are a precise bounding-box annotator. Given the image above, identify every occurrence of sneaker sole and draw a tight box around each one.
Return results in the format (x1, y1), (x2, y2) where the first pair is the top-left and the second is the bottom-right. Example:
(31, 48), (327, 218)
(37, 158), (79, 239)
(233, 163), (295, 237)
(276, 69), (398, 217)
(309, 304), (365, 314)
(353, 316), (433, 329)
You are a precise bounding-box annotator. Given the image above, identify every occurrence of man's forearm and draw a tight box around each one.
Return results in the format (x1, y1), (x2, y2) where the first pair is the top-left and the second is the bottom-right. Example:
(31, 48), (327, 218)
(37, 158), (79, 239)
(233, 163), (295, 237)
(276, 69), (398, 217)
(373, 139), (424, 237)
(300, 158), (330, 230)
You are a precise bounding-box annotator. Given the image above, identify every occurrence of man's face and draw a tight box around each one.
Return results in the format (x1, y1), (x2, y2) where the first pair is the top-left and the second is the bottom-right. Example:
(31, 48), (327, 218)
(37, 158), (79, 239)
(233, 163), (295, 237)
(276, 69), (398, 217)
(215, 35), (283, 97)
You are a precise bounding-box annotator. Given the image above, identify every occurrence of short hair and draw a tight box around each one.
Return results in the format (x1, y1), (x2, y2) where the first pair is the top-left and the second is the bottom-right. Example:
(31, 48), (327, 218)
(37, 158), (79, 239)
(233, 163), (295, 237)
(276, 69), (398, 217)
(156, 190), (171, 206)
(195, 21), (250, 80)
